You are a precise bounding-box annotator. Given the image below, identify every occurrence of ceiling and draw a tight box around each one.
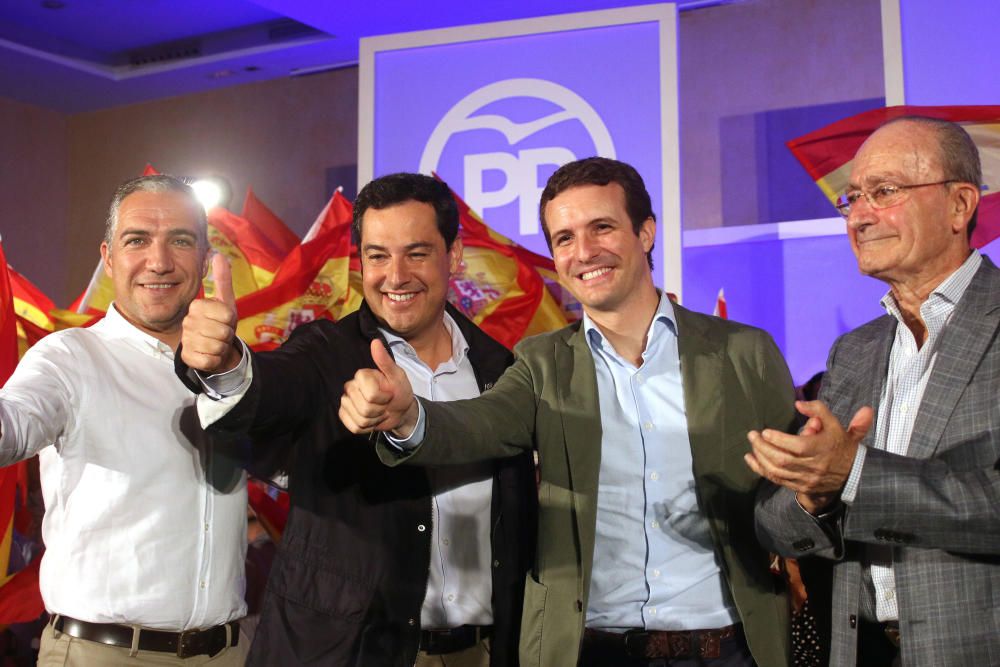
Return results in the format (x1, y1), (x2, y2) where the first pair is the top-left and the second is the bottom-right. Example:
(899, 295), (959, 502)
(0, 0), (730, 114)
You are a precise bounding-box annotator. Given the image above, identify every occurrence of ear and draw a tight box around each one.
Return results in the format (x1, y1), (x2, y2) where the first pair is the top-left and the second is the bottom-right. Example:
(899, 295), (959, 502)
(951, 182), (981, 234)
(639, 217), (656, 253)
(100, 241), (113, 278)
(448, 237), (463, 274)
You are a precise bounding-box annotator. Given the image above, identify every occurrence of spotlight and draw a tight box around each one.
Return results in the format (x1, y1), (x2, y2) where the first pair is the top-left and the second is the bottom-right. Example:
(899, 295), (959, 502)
(189, 176), (231, 211)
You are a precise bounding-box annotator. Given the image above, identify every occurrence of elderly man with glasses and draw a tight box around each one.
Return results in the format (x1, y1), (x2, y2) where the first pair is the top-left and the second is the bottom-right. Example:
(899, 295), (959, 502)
(747, 115), (1000, 667)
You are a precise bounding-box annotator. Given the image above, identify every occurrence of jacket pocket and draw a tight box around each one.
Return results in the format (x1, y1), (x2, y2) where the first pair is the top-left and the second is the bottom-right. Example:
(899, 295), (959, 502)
(518, 573), (547, 667)
(268, 552), (374, 620)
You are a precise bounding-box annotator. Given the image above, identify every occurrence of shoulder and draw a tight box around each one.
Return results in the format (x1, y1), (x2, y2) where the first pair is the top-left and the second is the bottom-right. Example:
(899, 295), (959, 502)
(674, 303), (776, 349)
(512, 320), (582, 357)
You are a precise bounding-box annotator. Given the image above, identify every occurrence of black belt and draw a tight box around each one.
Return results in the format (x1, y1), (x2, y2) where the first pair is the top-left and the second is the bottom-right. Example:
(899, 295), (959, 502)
(419, 624), (491, 655)
(583, 624), (741, 660)
(52, 615), (238, 658)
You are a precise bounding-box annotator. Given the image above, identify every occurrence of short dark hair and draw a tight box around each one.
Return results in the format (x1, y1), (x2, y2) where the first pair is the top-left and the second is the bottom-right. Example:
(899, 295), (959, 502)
(882, 115), (982, 239)
(352, 173), (459, 249)
(106, 175), (208, 250)
(538, 157), (656, 269)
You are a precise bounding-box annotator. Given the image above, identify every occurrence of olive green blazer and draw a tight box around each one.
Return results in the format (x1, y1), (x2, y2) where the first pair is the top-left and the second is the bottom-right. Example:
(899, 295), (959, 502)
(378, 303), (796, 667)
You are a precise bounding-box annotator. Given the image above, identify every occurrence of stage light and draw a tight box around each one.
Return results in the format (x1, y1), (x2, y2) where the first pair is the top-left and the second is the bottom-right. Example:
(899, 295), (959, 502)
(189, 176), (231, 211)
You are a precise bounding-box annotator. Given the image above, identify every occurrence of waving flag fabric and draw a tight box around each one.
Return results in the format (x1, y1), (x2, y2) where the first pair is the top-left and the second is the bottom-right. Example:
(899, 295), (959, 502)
(446, 187), (575, 349)
(0, 244), (44, 624)
(241, 188), (300, 257)
(787, 105), (1000, 248)
(234, 191), (362, 350)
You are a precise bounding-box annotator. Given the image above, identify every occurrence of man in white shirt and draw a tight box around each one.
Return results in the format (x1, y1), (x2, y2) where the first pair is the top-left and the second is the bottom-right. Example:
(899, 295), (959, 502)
(0, 175), (248, 665)
(178, 173), (535, 666)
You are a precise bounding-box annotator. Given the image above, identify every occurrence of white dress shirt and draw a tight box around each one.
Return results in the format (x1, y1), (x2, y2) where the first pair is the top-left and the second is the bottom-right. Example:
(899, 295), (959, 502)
(0, 304), (248, 630)
(841, 250), (981, 621)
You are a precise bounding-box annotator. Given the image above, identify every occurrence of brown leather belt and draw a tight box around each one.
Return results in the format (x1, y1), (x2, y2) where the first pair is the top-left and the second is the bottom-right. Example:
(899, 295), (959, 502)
(419, 624), (491, 655)
(583, 624), (739, 659)
(52, 615), (238, 658)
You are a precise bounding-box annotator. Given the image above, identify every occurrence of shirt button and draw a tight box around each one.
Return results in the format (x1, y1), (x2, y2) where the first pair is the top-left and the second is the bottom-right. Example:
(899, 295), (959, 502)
(885, 590), (894, 601)
(417, 524), (427, 532)
(447, 594), (455, 602)
(652, 569), (661, 578)
(899, 404), (908, 414)
(408, 618), (417, 626)
(204, 523), (209, 532)
(199, 581), (206, 590)
(650, 520), (659, 529)
(643, 422), (653, 431)
(442, 538), (450, 546)
(649, 471), (659, 481)
(648, 607), (657, 615)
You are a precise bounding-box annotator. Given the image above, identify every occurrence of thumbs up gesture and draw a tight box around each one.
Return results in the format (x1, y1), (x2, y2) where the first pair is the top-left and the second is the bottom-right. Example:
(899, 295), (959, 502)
(181, 253), (241, 373)
(340, 339), (419, 436)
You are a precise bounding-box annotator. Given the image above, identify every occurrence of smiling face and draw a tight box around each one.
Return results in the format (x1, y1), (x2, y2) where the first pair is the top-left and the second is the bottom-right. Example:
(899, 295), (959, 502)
(847, 121), (975, 292)
(544, 182), (656, 317)
(360, 199), (461, 350)
(100, 189), (208, 346)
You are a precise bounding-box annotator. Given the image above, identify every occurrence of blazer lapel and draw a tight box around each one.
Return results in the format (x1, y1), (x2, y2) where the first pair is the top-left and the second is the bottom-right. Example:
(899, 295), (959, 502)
(908, 261), (1000, 458)
(673, 306), (725, 470)
(554, 324), (601, 596)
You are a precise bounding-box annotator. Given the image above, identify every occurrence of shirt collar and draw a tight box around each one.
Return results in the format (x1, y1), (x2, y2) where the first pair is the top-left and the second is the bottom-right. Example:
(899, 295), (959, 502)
(583, 291), (677, 352)
(880, 249), (982, 323)
(101, 303), (177, 357)
(379, 312), (470, 367)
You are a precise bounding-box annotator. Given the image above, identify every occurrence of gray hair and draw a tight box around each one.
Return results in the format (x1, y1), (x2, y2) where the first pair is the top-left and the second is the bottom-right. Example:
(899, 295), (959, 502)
(882, 115), (982, 236)
(105, 175), (209, 249)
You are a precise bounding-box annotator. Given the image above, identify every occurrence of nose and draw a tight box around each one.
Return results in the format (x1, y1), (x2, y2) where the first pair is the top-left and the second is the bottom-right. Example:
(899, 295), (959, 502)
(574, 233), (600, 263)
(845, 196), (876, 231)
(145, 239), (174, 273)
(385, 256), (410, 288)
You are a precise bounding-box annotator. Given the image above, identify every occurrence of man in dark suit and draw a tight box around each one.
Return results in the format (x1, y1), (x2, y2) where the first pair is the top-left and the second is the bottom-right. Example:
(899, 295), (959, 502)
(177, 173), (536, 666)
(748, 116), (1000, 666)
(341, 158), (798, 667)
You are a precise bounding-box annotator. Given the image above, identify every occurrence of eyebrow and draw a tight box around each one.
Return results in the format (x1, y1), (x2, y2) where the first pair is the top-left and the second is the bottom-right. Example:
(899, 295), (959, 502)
(362, 242), (436, 252)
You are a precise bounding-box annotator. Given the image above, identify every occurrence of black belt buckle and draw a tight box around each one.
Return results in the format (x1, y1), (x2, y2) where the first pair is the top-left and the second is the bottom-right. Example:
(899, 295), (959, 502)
(176, 628), (196, 659)
(622, 629), (651, 658)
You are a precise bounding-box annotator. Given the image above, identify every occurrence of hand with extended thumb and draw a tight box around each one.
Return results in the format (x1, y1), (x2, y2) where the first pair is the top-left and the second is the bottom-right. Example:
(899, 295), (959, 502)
(181, 253), (242, 373)
(340, 339), (419, 436)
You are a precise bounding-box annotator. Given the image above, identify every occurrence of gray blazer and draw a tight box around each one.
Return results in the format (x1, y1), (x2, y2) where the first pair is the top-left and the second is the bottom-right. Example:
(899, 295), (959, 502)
(756, 257), (1000, 667)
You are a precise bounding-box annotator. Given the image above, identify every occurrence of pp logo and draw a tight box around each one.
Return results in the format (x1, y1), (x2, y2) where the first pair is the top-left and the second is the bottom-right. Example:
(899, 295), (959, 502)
(419, 78), (616, 236)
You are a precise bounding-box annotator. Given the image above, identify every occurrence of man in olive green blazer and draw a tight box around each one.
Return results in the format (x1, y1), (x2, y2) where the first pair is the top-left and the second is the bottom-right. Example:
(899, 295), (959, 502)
(341, 158), (797, 667)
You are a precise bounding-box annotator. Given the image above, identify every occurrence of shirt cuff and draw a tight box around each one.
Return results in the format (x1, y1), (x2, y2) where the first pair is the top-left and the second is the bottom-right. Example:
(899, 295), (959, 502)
(840, 444), (868, 505)
(196, 339), (251, 399)
(384, 400), (425, 451)
(196, 341), (253, 430)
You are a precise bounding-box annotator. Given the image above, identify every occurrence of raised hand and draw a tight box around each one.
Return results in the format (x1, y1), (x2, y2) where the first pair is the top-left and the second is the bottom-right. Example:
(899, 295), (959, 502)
(180, 253), (241, 373)
(745, 400), (873, 514)
(340, 339), (419, 436)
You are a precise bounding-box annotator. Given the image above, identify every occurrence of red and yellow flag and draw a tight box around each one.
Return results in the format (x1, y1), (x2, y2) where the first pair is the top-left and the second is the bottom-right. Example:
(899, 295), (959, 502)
(787, 105), (1000, 248)
(241, 188), (300, 258)
(0, 244), (44, 624)
(446, 187), (575, 349)
(234, 192), (362, 350)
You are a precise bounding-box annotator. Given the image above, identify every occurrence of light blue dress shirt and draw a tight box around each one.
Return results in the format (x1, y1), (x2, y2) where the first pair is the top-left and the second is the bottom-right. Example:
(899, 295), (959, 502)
(584, 293), (738, 631)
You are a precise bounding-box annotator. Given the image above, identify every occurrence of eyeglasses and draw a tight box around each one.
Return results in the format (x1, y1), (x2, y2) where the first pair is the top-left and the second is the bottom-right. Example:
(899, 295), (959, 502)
(834, 180), (956, 218)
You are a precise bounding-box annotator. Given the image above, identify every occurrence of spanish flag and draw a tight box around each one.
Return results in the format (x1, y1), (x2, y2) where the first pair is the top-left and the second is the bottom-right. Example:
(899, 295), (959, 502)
(0, 244), (44, 624)
(447, 187), (576, 349)
(787, 105), (1000, 248)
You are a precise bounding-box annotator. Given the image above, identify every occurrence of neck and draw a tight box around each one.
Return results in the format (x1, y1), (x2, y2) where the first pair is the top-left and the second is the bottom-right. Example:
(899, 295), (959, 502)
(886, 252), (970, 348)
(585, 285), (660, 366)
(408, 318), (454, 370)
